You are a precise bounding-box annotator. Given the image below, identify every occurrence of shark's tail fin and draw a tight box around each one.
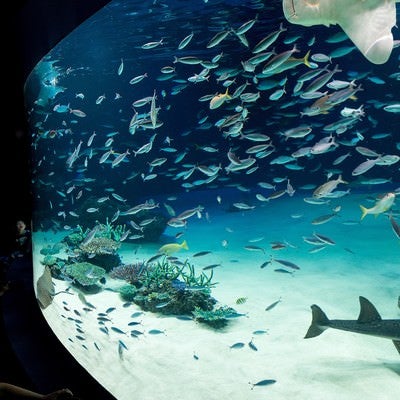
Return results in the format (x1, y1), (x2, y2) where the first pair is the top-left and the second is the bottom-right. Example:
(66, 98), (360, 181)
(304, 304), (330, 339)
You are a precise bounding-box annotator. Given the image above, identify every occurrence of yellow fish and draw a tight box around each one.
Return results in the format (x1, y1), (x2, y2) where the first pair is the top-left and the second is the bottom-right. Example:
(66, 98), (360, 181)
(209, 88), (231, 110)
(158, 240), (189, 255)
(360, 192), (396, 220)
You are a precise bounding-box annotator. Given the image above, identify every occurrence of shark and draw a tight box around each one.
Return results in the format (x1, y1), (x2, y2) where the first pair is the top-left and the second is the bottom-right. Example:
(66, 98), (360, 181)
(282, 0), (399, 64)
(305, 296), (400, 355)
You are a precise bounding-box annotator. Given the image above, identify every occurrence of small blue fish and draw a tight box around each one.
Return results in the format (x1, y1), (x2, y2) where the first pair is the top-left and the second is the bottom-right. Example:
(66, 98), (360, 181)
(128, 321), (142, 326)
(130, 312), (144, 318)
(249, 379), (276, 390)
(176, 315), (193, 321)
(118, 340), (128, 360)
(119, 339), (128, 350)
(248, 338), (258, 351)
(131, 330), (144, 337)
(111, 327), (126, 335)
(265, 297), (282, 311)
(99, 327), (109, 335)
(171, 279), (187, 292)
(252, 330), (269, 335)
(148, 329), (165, 335)
(230, 342), (245, 349)
(156, 301), (171, 309)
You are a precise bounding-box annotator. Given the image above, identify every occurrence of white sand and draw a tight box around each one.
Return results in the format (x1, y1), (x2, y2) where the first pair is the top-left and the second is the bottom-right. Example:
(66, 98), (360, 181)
(33, 193), (400, 400)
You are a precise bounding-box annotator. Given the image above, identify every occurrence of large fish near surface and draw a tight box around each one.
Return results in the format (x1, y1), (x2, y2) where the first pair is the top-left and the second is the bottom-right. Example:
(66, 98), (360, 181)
(158, 240), (189, 255)
(209, 88), (231, 109)
(313, 175), (347, 198)
(359, 192), (396, 220)
(305, 296), (400, 355)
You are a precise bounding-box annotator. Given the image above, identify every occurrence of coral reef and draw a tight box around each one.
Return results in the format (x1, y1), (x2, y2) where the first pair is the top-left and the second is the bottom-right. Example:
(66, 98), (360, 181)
(64, 262), (106, 292)
(132, 277), (216, 315)
(78, 237), (121, 272)
(41, 255), (59, 266)
(63, 226), (85, 247)
(106, 257), (235, 327)
(192, 306), (240, 329)
(43, 225), (236, 329)
(39, 242), (64, 256)
(79, 237), (120, 255)
(118, 284), (137, 301)
(109, 261), (147, 284)
(95, 218), (127, 242)
(84, 253), (121, 273)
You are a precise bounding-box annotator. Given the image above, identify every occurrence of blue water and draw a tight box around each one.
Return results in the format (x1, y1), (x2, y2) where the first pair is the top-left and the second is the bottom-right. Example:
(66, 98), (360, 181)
(26, 1), (399, 399)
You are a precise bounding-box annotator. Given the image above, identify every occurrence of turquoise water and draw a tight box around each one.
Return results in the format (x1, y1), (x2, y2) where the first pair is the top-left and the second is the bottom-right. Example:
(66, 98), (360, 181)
(26, 0), (399, 398)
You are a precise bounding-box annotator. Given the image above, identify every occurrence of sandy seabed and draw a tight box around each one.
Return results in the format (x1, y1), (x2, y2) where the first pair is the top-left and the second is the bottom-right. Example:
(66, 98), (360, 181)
(33, 192), (400, 400)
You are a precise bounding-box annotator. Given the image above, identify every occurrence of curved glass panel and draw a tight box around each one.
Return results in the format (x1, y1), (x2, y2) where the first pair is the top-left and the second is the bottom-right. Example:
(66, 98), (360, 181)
(26, 1), (399, 399)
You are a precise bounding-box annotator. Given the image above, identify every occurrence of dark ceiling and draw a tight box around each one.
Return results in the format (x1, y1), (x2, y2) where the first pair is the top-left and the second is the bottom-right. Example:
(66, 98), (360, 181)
(2, 0), (109, 249)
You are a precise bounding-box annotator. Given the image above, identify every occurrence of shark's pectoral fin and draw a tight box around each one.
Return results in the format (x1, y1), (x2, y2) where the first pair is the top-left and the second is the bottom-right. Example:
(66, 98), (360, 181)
(338, 0), (396, 64)
(393, 340), (400, 354)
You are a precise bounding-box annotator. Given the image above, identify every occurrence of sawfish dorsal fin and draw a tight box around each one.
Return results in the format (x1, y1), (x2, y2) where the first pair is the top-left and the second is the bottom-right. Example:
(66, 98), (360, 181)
(357, 296), (382, 323)
(393, 340), (400, 355)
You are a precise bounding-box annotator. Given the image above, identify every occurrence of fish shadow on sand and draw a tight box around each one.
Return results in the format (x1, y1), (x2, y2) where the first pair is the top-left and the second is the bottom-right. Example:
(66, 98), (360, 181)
(382, 361), (400, 376)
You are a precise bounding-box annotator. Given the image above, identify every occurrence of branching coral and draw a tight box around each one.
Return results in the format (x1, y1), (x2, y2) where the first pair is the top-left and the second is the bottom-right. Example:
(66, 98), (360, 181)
(95, 218), (127, 242)
(142, 257), (182, 288)
(109, 261), (147, 284)
(180, 260), (216, 290)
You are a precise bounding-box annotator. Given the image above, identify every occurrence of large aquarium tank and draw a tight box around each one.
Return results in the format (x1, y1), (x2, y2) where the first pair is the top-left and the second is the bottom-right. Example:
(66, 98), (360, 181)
(25, 1), (399, 399)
